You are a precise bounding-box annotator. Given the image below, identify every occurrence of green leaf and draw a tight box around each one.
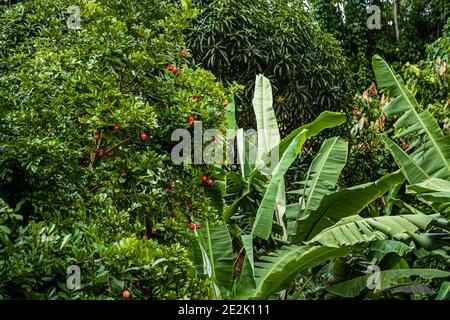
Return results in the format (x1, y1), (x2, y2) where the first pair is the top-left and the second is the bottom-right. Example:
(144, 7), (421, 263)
(296, 137), (348, 224)
(328, 269), (450, 298)
(251, 75), (288, 239)
(436, 281), (450, 300)
(370, 240), (414, 256)
(407, 178), (450, 204)
(278, 111), (347, 157)
(224, 95), (237, 137)
(380, 135), (429, 184)
(294, 171), (405, 243)
(252, 74), (280, 164)
(0, 225), (11, 234)
(252, 130), (307, 240)
(247, 245), (352, 299)
(193, 222), (234, 297)
(373, 55), (450, 180)
(59, 234), (71, 251)
(235, 234), (257, 298)
(307, 214), (437, 247)
(110, 277), (125, 291)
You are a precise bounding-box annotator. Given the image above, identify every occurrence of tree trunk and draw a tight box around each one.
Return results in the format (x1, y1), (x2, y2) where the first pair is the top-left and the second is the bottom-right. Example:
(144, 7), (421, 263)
(393, 0), (400, 41)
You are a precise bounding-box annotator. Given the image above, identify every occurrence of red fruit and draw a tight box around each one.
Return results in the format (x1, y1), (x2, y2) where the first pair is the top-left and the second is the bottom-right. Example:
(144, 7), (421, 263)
(167, 65), (173, 71)
(140, 132), (148, 140)
(98, 148), (105, 157)
(352, 109), (360, 117)
(208, 179), (213, 186)
(142, 234), (149, 240)
(191, 96), (199, 101)
(151, 229), (157, 235)
(188, 116), (194, 125)
(125, 120), (130, 124)
(223, 103), (228, 107)
(190, 223), (201, 230)
(172, 67), (178, 74)
(202, 175), (207, 184)
(122, 290), (131, 299)
(114, 125), (121, 132)
(181, 50), (187, 57)
(94, 132), (101, 140)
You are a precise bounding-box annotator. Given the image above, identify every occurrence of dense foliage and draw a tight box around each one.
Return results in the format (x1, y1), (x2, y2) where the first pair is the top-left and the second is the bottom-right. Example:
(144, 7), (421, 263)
(310, 0), (450, 88)
(0, 0), (233, 299)
(0, 0), (449, 301)
(194, 63), (450, 300)
(187, 0), (355, 136)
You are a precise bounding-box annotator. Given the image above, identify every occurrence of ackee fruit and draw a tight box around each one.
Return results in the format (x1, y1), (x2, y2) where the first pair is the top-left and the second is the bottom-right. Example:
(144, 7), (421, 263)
(122, 290), (131, 299)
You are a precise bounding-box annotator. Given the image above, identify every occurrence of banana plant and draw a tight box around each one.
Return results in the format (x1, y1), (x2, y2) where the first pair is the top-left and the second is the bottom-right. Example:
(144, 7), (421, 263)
(193, 210), (447, 299)
(327, 269), (450, 298)
(291, 171), (405, 243)
(192, 222), (234, 298)
(406, 178), (450, 215)
(222, 75), (346, 239)
(194, 65), (450, 300)
(373, 55), (450, 183)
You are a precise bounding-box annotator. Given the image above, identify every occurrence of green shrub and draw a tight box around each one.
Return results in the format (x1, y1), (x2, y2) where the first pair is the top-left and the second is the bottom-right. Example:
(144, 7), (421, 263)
(0, 0), (234, 299)
(0, 202), (215, 299)
(187, 0), (355, 136)
(310, 0), (450, 88)
(403, 19), (450, 132)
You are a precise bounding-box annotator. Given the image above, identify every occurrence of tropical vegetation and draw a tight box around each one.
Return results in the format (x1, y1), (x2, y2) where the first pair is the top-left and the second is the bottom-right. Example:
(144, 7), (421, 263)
(0, 0), (448, 300)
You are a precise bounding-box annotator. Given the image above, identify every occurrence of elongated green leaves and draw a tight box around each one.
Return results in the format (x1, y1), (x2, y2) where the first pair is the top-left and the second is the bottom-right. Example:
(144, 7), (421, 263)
(328, 269), (450, 298)
(436, 282), (450, 300)
(247, 245), (352, 299)
(373, 55), (450, 180)
(299, 137), (348, 215)
(252, 130), (307, 240)
(370, 240), (414, 256)
(307, 214), (437, 247)
(253, 74), (280, 165)
(380, 135), (429, 184)
(278, 111), (347, 157)
(235, 234), (257, 299)
(294, 171), (405, 243)
(252, 75), (287, 238)
(193, 223), (234, 297)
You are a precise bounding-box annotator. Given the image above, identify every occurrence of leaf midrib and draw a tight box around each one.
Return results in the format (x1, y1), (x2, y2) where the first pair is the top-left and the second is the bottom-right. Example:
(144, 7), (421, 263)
(304, 138), (339, 214)
(387, 63), (450, 173)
